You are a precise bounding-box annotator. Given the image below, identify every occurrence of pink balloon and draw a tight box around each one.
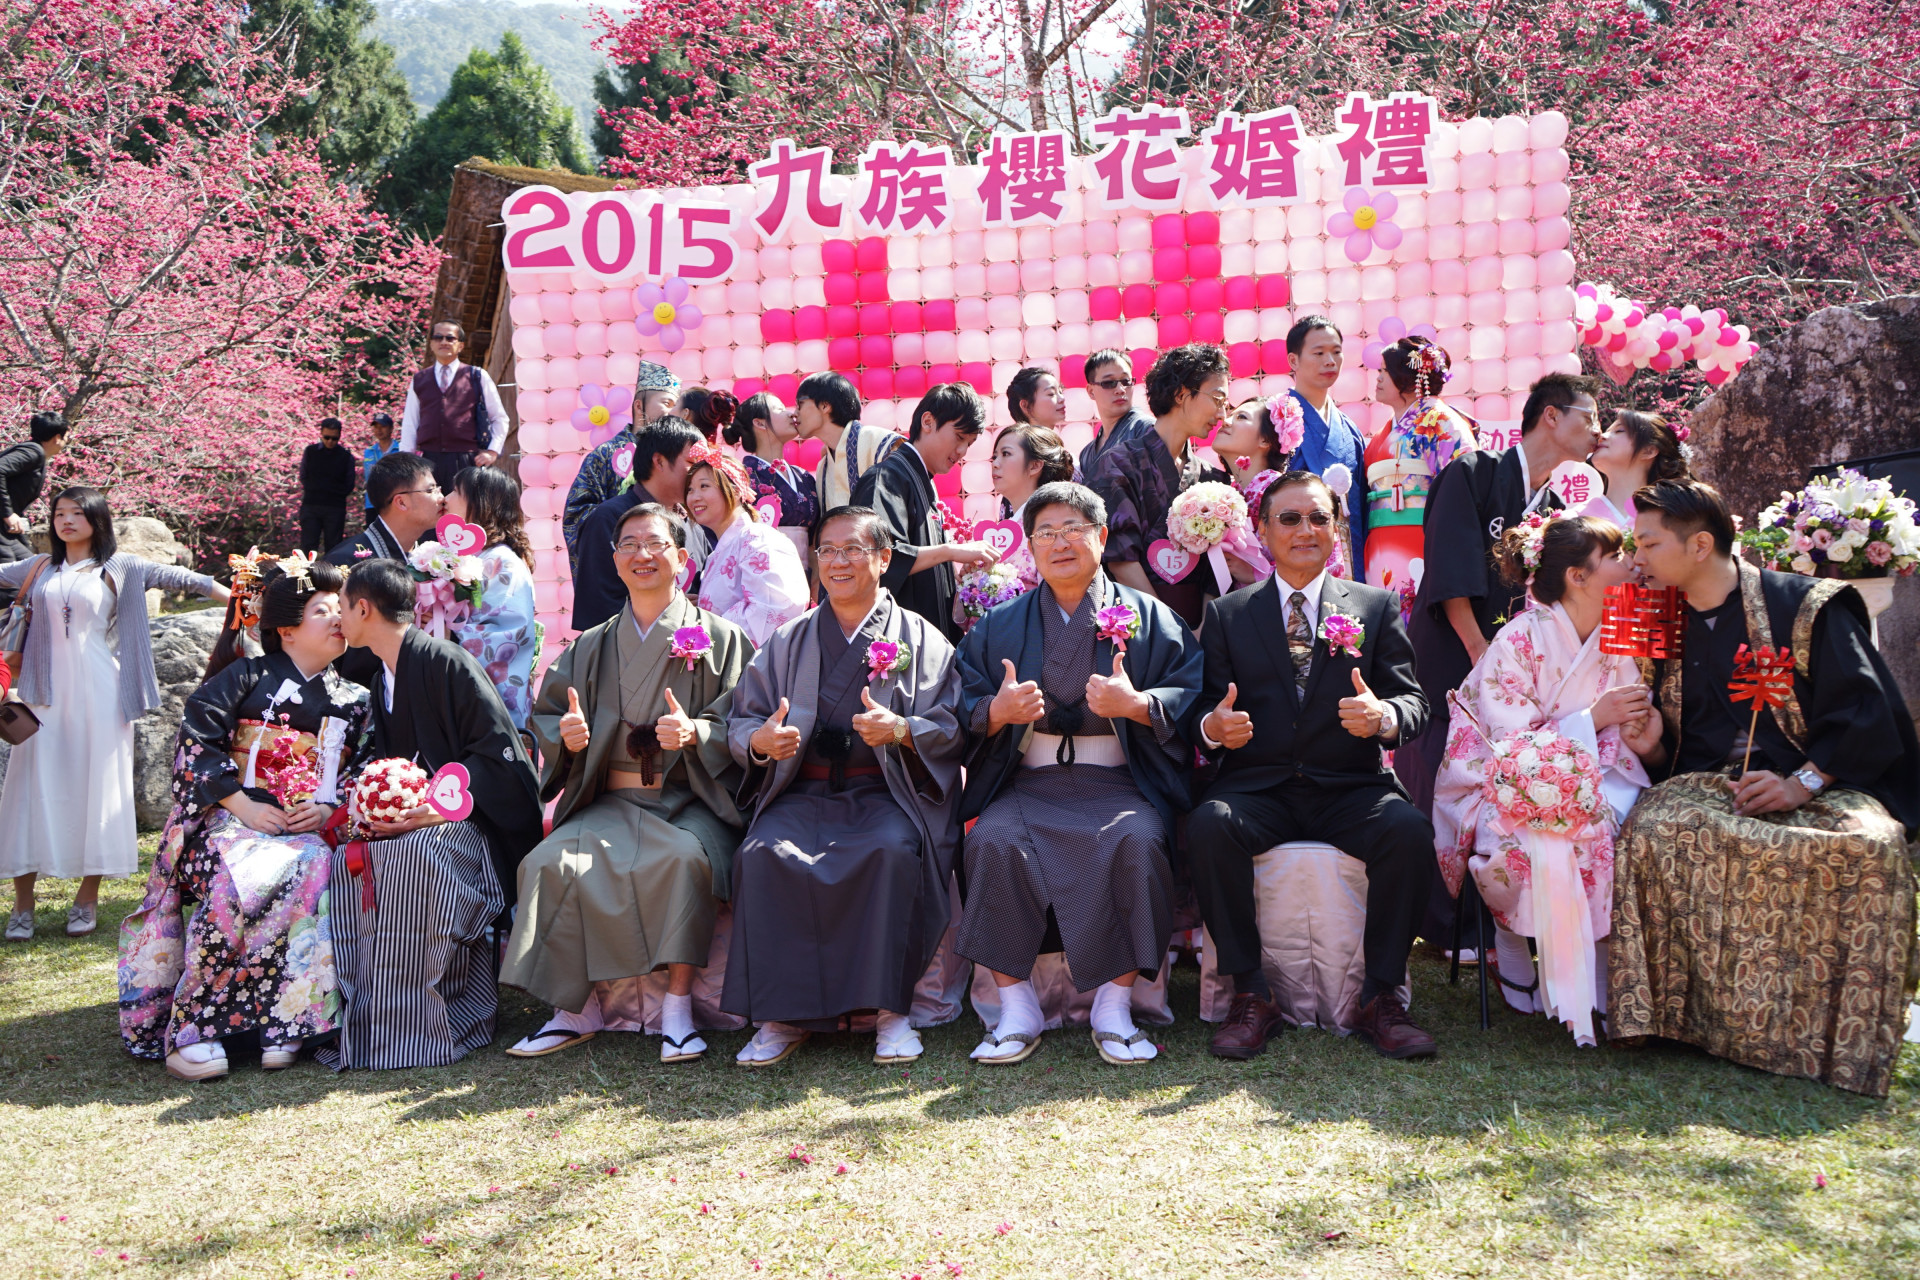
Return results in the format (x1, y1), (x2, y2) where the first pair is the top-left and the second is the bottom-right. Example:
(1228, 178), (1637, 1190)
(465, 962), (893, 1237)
(508, 294), (543, 327)
(955, 297), (989, 330)
(538, 293), (573, 325)
(519, 455), (551, 488)
(1085, 220), (1119, 255)
(1432, 259), (1468, 295)
(986, 261), (1021, 294)
(570, 292), (605, 324)
(576, 355), (608, 386)
(551, 453), (582, 488)
(1533, 182), (1571, 219)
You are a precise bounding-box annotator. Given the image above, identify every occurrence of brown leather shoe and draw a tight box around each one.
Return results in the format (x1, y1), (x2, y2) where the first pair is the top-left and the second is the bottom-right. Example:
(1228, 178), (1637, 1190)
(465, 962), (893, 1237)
(1352, 991), (1437, 1059)
(1210, 993), (1286, 1059)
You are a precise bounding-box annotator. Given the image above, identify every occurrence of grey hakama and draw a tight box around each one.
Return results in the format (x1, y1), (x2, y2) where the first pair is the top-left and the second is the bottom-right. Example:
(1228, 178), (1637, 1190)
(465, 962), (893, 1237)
(722, 594), (963, 1028)
(956, 579), (1194, 990)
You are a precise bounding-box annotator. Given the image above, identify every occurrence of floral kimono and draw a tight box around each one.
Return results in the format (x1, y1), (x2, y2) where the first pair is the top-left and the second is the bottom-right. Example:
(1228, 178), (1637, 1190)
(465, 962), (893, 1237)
(453, 544), (538, 728)
(118, 652), (370, 1060)
(1433, 603), (1649, 1045)
(695, 513), (811, 648)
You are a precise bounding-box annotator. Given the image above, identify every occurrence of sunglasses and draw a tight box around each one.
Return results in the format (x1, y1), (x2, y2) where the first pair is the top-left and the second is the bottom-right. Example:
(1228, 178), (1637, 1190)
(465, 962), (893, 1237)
(1267, 510), (1335, 528)
(1091, 377), (1134, 391)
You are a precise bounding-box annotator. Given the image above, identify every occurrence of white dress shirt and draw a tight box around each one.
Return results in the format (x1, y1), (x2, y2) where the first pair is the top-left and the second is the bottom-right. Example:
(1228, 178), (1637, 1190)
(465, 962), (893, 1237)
(400, 359), (509, 454)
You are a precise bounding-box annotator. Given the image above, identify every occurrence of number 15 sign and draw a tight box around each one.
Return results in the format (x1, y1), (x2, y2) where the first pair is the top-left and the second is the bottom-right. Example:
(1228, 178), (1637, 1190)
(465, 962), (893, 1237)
(502, 187), (737, 283)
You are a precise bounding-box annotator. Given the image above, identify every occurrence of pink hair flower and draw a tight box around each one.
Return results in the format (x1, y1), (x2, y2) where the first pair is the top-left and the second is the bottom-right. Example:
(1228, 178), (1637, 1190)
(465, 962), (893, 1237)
(1327, 189), (1403, 263)
(635, 278), (704, 352)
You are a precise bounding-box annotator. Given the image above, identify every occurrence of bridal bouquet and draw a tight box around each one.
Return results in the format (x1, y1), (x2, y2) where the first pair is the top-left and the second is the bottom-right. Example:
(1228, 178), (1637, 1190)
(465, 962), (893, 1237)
(350, 758), (430, 825)
(1481, 728), (1606, 835)
(1166, 481), (1266, 591)
(957, 558), (1033, 628)
(406, 541), (486, 637)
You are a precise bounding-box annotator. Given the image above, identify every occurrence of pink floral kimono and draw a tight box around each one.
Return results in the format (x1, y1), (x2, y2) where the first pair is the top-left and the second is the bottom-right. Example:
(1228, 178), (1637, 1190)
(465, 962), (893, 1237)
(696, 513), (810, 648)
(1433, 602), (1650, 1045)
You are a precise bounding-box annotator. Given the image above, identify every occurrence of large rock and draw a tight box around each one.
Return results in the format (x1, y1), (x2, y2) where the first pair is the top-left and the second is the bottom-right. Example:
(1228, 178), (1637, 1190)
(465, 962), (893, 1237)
(1690, 294), (1920, 722)
(0, 606), (225, 830)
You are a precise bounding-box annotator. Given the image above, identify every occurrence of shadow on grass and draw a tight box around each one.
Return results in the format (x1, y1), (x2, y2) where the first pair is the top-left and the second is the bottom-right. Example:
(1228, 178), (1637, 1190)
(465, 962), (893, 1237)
(3, 939), (1896, 1148)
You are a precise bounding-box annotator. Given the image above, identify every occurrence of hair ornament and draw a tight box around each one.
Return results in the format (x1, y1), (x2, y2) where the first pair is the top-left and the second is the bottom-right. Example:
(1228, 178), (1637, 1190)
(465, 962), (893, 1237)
(1515, 509), (1569, 574)
(275, 549), (318, 591)
(684, 442), (756, 517)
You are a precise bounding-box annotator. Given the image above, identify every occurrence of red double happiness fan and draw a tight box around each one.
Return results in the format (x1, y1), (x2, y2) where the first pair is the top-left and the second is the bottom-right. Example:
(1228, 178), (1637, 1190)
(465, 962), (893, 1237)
(1728, 643), (1796, 776)
(1599, 583), (1685, 660)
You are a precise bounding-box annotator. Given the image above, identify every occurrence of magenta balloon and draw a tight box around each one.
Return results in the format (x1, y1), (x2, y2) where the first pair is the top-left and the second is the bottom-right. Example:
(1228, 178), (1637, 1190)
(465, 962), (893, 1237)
(794, 305), (829, 341)
(1153, 247), (1189, 282)
(1256, 276), (1290, 308)
(761, 310), (796, 344)
(1227, 342), (1259, 377)
(890, 301), (923, 333)
(826, 304), (859, 338)
(1121, 284), (1155, 319)
(821, 240), (857, 273)
(1186, 211), (1221, 245)
(1222, 276), (1258, 310)
(1158, 315), (1192, 348)
(922, 299), (957, 331)
(1156, 282), (1189, 315)
(1089, 286), (1122, 321)
(1151, 214), (1186, 248)
(1191, 311), (1225, 344)
(857, 305), (889, 336)
(823, 272), (858, 306)
(828, 337), (859, 370)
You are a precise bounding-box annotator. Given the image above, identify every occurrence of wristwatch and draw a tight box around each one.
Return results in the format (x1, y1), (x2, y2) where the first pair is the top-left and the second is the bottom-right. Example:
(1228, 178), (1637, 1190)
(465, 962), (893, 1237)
(891, 717), (909, 744)
(1792, 766), (1826, 797)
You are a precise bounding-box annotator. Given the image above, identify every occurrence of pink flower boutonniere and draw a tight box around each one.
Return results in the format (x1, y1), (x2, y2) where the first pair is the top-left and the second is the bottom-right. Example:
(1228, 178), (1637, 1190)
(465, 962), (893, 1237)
(670, 625), (713, 672)
(352, 548), (373, 560)
(1320, 612), (1365, 658)
(1095, 603), (1142, 653)
(866, 638), (911, 684)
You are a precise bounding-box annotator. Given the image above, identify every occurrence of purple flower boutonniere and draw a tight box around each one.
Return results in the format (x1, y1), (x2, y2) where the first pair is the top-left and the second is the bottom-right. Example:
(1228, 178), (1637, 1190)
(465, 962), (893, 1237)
(670, 625), (713, 672)
(1095, 603), (1142, 653)
(1320, 612), (1365, 658)
(866, 639), (910, 684)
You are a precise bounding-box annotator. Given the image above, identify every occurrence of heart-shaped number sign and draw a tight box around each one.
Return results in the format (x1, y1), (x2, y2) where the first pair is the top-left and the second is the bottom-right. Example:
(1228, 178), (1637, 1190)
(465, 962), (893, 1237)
(1407, 556), (1426, 592)
(974, 519), (1024, 559)
(435, 515), (486, 557)
(754, 491), (783, 525)
(423, 762), (474, 822)
(1549, 460), (1603, 509)
(1147, 538), (1196, 583)
(676, 557), (695, 591)
(611, 443), (635, 480)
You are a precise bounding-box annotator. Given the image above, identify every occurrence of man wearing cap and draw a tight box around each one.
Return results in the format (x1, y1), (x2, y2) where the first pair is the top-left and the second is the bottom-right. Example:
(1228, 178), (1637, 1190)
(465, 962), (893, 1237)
(400, 320), (510, 494)
(564, 360), (682, 572)
(363, 412), (399, 525)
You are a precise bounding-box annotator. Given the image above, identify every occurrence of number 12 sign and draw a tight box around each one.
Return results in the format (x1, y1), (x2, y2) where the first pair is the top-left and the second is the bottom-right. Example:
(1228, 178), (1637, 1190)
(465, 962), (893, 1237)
(501, 187), (737, 283)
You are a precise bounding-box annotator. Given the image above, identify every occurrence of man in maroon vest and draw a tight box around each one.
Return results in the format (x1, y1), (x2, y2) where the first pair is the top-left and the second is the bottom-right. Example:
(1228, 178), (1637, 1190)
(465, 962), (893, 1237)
(401, 320), (509, 493)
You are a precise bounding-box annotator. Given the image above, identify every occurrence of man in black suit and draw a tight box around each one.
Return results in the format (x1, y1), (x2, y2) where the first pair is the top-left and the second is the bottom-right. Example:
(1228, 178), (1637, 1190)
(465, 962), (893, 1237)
(325, 451), (442, 685)
(851, 382), (1000, 642)
(1186, 471), (1437, 1060)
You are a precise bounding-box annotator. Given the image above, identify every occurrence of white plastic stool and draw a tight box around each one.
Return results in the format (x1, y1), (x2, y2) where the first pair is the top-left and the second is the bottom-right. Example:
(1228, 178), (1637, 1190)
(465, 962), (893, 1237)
(1197, 841), (1409, 1034)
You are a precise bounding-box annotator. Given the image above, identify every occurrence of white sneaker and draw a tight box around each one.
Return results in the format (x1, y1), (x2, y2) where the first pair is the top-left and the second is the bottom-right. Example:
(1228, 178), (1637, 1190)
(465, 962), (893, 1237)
(5, 910), (31, 941)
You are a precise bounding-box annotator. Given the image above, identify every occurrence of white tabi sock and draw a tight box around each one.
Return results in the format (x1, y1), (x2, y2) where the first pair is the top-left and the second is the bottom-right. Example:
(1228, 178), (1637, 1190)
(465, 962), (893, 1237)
(737, 1021), (808, 1063)
(1494, 927), (1541, 1014)
(545, 989), (606, 1035)
(176, 1040), (226, 1065)
(660, 992), (697, 1044)
(974, 980), (1043, 1059)
(875, 1009), (921, 1059)
(1090, 980), (1153, 1061)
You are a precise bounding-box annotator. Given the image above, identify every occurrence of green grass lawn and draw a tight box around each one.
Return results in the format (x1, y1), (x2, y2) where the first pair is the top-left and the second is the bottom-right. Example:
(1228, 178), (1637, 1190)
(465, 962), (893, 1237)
(2, 847), (1915, 1279)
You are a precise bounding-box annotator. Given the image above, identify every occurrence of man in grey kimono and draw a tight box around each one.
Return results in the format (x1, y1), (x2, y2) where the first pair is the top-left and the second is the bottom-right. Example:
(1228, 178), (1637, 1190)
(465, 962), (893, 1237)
(501, 504), (750, 1064)
(723, 505), (965, 1067)
(956, 481), (1203, 1065)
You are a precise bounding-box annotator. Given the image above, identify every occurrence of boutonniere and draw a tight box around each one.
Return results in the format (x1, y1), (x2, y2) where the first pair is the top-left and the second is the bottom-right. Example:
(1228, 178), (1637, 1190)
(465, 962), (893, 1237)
(670, 625), (713, 672)
(1320, 612), (1365, 658)
(1095, 603), (1141, 653)
(866, 638), (911, 684)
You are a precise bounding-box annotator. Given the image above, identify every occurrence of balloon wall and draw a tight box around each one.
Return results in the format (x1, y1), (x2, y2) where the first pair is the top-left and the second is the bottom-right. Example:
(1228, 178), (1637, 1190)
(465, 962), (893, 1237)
(500, 101), (1584, 674)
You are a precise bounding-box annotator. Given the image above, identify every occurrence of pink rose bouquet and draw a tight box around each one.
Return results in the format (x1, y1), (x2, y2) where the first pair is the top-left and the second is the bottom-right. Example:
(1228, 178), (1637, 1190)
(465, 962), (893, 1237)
(1480, 729), (1606, 835)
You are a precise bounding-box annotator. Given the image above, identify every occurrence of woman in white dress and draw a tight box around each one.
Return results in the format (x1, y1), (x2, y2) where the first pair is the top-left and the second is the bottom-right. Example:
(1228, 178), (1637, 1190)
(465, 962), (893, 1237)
(1, 488), (228, 940)
(683, 442), (809, 647)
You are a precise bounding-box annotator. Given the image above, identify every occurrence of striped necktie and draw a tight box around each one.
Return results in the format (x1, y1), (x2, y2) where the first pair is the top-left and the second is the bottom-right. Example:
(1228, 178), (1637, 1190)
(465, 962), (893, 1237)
(1287, 590), (1313, 697)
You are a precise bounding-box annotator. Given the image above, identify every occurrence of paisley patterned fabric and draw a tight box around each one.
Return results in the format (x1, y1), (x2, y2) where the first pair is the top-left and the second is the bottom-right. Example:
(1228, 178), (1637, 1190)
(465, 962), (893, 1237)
(1609, 773), (1917, 1097)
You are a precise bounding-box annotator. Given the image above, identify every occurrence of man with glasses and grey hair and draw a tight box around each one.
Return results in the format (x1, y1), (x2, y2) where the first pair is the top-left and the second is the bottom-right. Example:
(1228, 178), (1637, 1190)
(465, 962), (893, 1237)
(954, 481), (1202, 1066)
(1187, 470), (1437, 1063)
(401, 320), (509, 494)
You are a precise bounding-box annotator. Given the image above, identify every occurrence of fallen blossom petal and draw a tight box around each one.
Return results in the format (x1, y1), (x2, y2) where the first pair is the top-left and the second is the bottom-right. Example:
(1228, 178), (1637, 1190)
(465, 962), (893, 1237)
(56, 1215), (66, 1222)
(698, 1203), (712, 1214)
(488, 1186), (499, 1193)
(996, 1222), (1012, 1236)
(1815, 1172), (1829, 1189)
(1323, 1230), (1344, 1241)
(835, 1163), (849, 1175)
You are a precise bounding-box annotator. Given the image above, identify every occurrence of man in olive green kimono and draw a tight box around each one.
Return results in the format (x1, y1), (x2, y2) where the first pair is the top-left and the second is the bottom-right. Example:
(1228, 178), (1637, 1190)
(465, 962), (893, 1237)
(501, 504), (751, 1063)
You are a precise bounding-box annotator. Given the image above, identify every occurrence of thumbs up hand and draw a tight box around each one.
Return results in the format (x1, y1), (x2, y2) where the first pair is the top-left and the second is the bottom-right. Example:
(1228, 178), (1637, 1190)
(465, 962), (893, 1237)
(1338, 668), (1388, 739)
(559, 685), (591, 753)
(852, 685), (908, 748)
(1203, 682), (1254, 750)
(655, 686), (697, 752)
(750, 696), (802, 761)
(988, 657), (1047, 734)
(1086, 650), (1150, 724)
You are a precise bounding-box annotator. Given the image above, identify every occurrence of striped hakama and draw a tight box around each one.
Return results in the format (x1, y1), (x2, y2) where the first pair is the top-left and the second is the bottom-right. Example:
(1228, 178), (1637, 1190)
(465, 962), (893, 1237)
(317, 820), (505, 1070)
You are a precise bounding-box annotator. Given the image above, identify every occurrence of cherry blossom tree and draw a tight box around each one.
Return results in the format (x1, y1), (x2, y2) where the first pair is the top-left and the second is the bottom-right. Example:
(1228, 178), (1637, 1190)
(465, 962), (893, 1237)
(0, 0), (434, 554)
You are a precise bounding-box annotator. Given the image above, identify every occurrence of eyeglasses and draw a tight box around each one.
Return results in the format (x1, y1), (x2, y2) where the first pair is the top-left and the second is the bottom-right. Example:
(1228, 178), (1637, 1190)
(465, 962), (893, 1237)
(1030, 523), (1097, 548)
(815, 543), (880, 563)
(613, 538), (675, 557)
(1091, 377), (1134, 391)
(431, 333), (460, 343)
(394, 485), (440, 499)
(1267, 510), (1335, 528)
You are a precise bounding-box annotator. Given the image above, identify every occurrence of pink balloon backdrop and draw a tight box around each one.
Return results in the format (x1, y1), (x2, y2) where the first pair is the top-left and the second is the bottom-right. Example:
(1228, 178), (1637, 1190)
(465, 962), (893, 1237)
(501, 102), (1585, 673)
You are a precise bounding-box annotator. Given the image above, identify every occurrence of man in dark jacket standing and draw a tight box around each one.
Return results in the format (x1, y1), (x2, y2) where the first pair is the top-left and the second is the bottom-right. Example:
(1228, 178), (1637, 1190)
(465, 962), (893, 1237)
(298, 417), (357, 554)
(0, 411), (67, 606)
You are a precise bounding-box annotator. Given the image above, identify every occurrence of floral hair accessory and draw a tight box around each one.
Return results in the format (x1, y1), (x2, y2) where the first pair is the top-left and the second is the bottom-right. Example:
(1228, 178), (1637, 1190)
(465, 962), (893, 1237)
(1095, 602), (1141, 652)
(1262, 392), (1307, 457)
(1407, 339), (1451, 401)
(670, 625), (713, 672)
(275, 549), (317, 590)
(866, 638), (911, 683)
(685, 442), (755, 515)
(1320, 612), (1365, 657)
(1514, 509), (1568, 574)
(1323, 463), (1354, 500)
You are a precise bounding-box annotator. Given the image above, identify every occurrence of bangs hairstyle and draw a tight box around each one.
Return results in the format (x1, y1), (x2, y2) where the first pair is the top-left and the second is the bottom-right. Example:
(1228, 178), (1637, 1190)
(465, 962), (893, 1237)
(48, 486), (116, 565)
(1633, 478), (1736, 555)
(796, 371), (861, 428)
(1230, 398), (1290, 475)
(452, 467), (532, 563)
(368, 450), (433, 511)
(616, 502), (688, 548)
(1144, 343), (1229, 416)
(1492, 516), (1624, 604)
(1083, 348), (1131, 384)
(631, 416), (704, 484)
(1610, 410), (1691, 484)
(687, 454), (750, 513)
(1005, 366), (1056, 424)
(1519, 371), (1598, 434)
(908, 382), (987, 440)
(344, 558), (417, 624)
(1285, 314), (1342, 355)
(205, 560), (346, 678)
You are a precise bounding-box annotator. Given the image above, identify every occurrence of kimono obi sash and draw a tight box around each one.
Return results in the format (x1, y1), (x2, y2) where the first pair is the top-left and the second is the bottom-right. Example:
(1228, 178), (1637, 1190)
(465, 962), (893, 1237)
(1022, 730), (1125, 769)
(230, 719), (320, 805)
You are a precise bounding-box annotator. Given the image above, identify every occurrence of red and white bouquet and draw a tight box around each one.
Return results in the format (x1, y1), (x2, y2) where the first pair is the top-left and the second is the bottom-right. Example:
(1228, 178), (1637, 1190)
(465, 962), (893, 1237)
(1480, 728), (1606, 835)
(350, 757), (430, 825)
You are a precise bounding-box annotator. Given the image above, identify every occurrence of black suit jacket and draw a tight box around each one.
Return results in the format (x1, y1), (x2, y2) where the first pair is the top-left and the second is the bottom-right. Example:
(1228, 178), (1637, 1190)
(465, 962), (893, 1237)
(852, 443), (957, 643)
(1187, 574), (1428, 797)
(323, 517), (412, 687)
